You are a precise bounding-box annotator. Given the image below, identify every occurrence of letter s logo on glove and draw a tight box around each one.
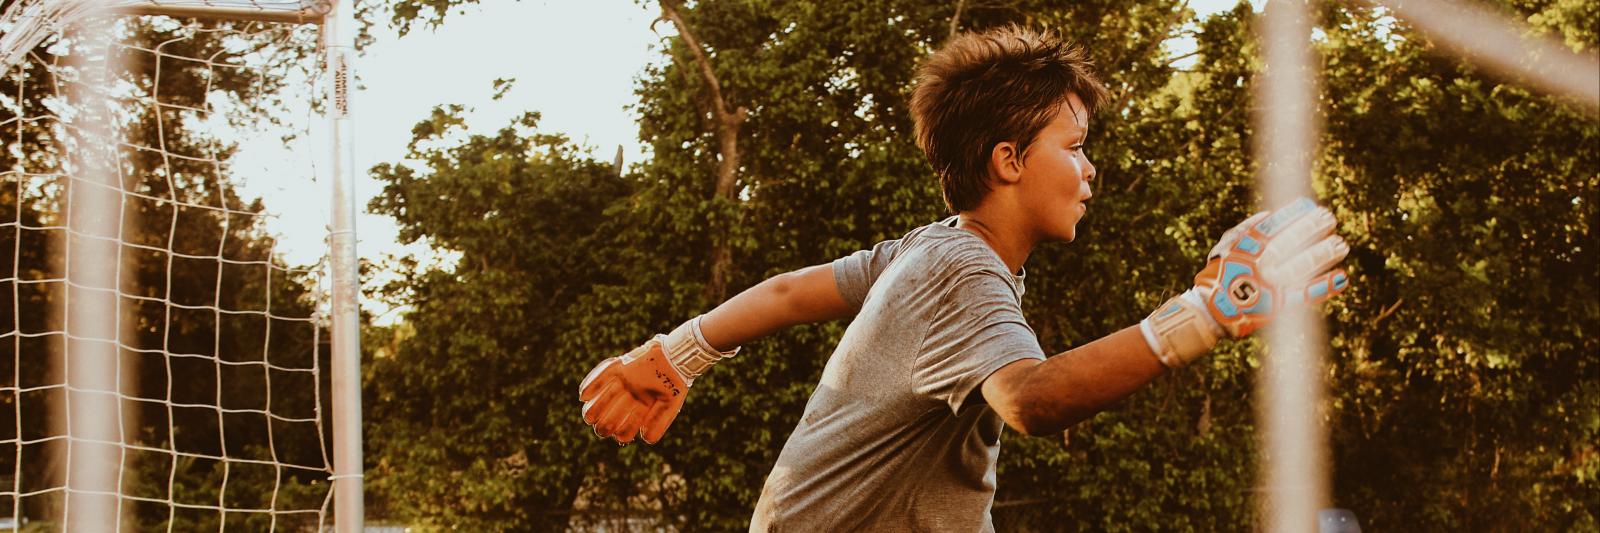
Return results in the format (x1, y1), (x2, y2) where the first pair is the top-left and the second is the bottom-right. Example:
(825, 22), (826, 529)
(1197, 197), (1351, 337)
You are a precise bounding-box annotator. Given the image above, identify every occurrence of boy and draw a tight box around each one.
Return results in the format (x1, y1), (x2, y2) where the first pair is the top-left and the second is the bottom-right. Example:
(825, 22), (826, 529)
(578, 25), (1349, 531)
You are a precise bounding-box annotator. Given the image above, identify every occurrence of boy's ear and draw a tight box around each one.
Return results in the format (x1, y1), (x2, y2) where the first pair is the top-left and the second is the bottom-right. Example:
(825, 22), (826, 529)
(988, 141), (1024, 185)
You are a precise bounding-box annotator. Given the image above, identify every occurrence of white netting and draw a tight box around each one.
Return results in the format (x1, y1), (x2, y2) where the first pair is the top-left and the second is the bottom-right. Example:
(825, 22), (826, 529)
(1, 4), (337, 531)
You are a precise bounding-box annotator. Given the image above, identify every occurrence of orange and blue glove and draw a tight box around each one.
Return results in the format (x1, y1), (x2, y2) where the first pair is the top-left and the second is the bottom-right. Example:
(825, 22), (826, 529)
(1140, 197), (1351, 368)
(578, 317), (737, 444)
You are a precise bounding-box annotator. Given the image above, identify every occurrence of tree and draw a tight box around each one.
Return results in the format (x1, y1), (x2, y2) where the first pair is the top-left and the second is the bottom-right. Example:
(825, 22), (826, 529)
(1314, 3), (1598, 528)
(364, 108), (636, 530)
(658, 0), (748, 302)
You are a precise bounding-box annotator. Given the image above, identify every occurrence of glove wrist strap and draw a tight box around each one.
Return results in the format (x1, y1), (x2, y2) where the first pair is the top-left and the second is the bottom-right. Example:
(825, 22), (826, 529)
(661, 315), (740, 385)
(1139, 288), (1224, 368)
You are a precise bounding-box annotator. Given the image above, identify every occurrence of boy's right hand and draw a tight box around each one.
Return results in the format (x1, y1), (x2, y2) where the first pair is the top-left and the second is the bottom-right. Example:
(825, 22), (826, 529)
(579, 338), (689, 445)
(1140, 197), (1350, 368)
(578, 317), (738, 444)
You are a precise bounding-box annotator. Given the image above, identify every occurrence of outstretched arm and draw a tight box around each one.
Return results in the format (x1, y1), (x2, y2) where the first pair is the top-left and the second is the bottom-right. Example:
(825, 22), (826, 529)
(579, 262), (851, 444)
(983, 198), (1351, 436)
(982, 326), (1163, 435)
(698, 263), (852, 350)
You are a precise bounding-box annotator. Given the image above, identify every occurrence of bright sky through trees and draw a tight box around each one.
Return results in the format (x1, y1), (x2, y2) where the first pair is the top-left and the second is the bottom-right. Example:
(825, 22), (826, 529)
(228, 0), (1243, 319)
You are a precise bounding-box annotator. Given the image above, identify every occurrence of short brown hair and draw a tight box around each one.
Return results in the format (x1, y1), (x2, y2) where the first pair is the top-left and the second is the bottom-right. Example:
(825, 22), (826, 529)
(911, 25), (1109, 212)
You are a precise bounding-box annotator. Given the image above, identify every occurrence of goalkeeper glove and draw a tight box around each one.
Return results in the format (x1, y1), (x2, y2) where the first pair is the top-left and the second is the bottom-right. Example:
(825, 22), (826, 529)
(1140, 197), (1351, 368)
(577, 316), (738, 444)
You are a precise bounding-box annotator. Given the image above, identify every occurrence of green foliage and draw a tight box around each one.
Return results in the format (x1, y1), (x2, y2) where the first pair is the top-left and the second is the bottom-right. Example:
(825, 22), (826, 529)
(364, 108), (635, 530)
(366, 0), (1597, 530)
(1317, 3), (1599, 529)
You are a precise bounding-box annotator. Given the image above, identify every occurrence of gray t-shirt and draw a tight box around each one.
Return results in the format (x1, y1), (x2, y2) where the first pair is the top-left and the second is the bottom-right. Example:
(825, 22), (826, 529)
(749, 218), (1047, 532)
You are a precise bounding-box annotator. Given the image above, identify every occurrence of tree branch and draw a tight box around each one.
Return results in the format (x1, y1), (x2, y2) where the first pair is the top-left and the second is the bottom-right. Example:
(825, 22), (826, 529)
(1110, 0), (1192, 112)
(1370, 297), (1404, 327)
(949, 0), (967, 39)
(1164, 50), (1200, 66)
(659, 0), (746, 302)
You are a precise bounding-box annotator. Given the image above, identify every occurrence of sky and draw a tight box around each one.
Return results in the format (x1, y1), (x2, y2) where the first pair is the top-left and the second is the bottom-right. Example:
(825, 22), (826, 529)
(232, 0), (663, 266)
(229, 0), (1248, 321)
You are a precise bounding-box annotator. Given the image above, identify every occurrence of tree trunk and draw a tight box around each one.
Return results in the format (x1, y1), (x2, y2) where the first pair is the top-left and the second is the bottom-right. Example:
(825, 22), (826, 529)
(659, 0), (746, 303)
(949, 0), (966, 38)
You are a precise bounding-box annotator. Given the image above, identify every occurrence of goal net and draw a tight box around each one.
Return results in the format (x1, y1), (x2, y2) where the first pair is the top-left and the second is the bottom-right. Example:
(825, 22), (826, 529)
(0, 1), (362, 530)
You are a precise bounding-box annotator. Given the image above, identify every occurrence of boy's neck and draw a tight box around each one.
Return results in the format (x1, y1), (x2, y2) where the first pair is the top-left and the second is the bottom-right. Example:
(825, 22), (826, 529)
(954, 211), (1033, 275)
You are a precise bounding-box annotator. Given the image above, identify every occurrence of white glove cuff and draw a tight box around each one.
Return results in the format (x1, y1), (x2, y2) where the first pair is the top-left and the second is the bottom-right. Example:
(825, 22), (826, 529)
(1139, 288), (1224, 368)
(661, 315), (740, 385)
(1138, 319), (1164, 361)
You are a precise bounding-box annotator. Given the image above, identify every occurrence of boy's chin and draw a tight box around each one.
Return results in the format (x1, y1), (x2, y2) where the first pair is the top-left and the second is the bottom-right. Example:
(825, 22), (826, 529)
(1047, 224), (1080, 243)
(1055, 216), (1083, 242)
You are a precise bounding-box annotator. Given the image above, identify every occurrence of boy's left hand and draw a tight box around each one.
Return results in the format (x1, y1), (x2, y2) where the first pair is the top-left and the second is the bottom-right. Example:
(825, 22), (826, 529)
(1195, 196), (1350, 338)
(1141, 197), (1350, 368)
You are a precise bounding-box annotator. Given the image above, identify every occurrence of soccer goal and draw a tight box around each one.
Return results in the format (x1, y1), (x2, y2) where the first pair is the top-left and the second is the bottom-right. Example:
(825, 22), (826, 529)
(0, 1), (362, 531)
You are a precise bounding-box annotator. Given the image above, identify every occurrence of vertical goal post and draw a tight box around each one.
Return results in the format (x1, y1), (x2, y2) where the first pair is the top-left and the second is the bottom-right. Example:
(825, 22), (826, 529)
(0, 0), (362, 531)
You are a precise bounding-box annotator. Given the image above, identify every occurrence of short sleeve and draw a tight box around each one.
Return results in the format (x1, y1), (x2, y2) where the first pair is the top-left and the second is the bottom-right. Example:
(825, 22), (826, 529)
(914, 269), (1046, 415)
(831, 237), (906, 312)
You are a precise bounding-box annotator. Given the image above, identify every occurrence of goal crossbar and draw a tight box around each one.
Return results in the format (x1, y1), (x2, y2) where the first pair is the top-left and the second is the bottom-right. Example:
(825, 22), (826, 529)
(114, 1), (333, 24)
(1, 2), (331, 72)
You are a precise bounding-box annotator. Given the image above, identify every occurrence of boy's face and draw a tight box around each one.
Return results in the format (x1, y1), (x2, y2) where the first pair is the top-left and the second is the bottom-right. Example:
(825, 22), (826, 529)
(1018, 93), (1095, 243)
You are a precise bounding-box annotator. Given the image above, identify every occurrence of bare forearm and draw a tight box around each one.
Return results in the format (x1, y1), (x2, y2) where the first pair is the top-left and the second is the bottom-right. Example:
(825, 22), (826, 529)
(986, 326), (1167, 435)
(698, 264), (851, 351)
